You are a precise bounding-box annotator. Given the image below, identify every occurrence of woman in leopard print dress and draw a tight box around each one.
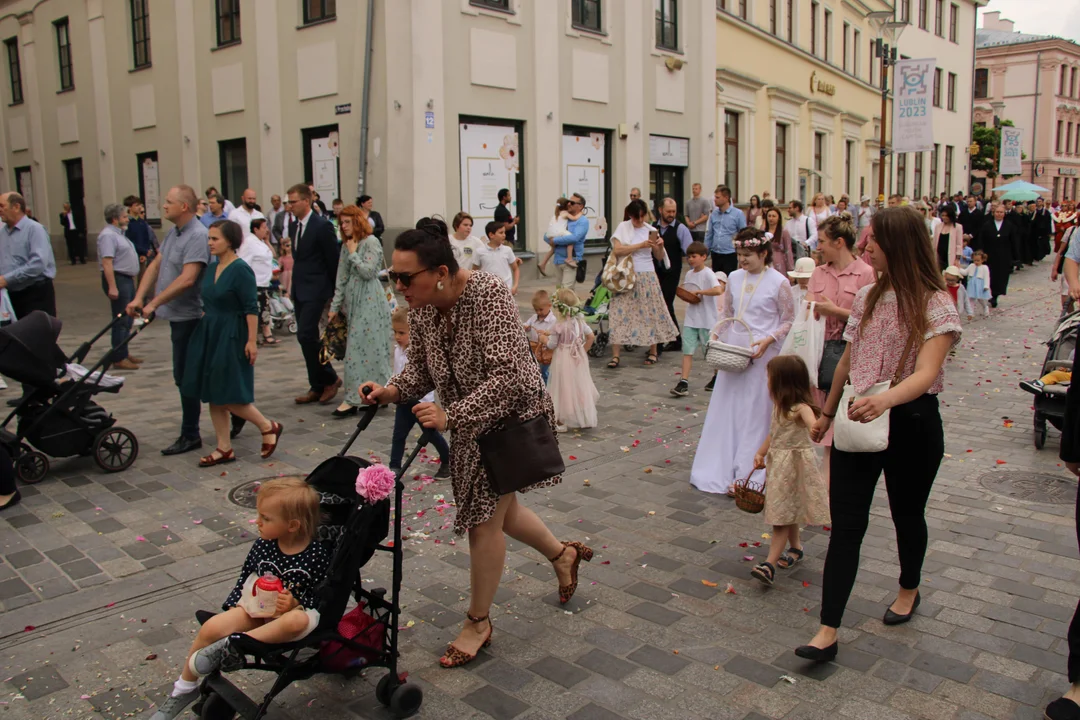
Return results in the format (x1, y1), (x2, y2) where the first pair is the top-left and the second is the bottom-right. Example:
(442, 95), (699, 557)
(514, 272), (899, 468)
(361, 218), (592, 670)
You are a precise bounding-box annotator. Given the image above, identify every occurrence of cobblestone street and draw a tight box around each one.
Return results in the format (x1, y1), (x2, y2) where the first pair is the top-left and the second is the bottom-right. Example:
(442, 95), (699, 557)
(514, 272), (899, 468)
(0, 261), (1077, 720)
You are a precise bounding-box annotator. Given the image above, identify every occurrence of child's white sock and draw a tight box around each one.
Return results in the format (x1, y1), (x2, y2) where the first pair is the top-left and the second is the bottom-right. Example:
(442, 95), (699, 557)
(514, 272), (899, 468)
(172, 677), (199, 697)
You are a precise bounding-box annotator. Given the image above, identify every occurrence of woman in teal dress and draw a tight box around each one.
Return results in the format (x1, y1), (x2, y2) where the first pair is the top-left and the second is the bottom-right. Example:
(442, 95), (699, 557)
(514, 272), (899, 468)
(183, 220), (283, 467)
(328, 205), (393, 416)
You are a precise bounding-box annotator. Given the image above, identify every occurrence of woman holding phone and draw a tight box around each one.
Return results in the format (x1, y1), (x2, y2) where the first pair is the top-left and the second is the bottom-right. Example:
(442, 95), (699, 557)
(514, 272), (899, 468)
(606, 200), (678, 368)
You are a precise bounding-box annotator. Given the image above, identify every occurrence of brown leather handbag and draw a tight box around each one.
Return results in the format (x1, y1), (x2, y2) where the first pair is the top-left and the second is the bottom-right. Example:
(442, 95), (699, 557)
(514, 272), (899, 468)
(476, 411), (565, 495)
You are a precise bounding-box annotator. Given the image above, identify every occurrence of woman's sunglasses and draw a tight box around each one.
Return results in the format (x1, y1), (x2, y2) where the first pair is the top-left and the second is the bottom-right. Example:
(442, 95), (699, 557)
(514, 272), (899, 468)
(387, 268), (432, 288)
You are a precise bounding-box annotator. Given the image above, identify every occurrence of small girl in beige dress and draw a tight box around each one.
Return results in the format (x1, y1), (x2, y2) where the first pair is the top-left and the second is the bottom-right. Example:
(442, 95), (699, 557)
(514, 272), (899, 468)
(751, 354), (831, 586)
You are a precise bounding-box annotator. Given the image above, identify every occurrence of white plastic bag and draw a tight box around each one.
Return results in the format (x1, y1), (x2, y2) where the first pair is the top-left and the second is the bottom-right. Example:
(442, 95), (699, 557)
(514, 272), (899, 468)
(0, 289), (14, 326)
(779, 301), (826, 388)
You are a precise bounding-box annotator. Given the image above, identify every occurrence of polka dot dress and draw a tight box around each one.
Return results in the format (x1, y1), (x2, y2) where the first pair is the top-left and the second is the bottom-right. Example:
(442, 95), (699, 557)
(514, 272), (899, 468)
(223, 538), (332, 611)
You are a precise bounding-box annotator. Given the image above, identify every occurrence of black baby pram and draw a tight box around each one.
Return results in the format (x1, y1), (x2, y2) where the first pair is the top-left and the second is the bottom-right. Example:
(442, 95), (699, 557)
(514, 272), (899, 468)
(191, 402), (428, 719)
(0, 311), (147, 483)
(1020, 310), (1078, 449)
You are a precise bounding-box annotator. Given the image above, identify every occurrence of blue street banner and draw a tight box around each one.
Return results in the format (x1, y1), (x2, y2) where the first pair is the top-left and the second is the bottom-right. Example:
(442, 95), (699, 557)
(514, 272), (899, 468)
(892, 58), (936, 154)
(1000, 126), (1024, 176)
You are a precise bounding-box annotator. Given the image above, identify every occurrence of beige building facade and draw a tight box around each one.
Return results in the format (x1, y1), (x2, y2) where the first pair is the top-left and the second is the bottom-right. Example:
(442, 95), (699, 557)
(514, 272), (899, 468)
(974, 12), (1080, 202)
(716, 0), (979, 205)
(0, 0), (720, 257)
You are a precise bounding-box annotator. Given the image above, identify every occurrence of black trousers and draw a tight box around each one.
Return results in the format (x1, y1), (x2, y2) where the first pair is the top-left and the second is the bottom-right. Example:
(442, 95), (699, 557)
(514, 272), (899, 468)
(658, 266), (681, 342)
(0, 444), (14, 495)
(820, 394), (944, 628)
(295, 297), (337, 393)
(63, 229), (86, 263)
(170, 319), (202, 441)
(712, 252), (738, 275)
(9, 279), (56, 319)
(1060, 377), (1080, 682)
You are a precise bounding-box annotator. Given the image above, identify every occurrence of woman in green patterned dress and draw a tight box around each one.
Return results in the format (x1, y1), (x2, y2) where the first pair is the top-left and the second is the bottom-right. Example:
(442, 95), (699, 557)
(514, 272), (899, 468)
(328, 205), (393, 416)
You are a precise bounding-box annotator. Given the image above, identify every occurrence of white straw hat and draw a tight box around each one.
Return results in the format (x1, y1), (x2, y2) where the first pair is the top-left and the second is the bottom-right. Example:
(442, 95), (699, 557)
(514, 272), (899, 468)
(943, 265), (964, 278)
(787, 257), (817, 279)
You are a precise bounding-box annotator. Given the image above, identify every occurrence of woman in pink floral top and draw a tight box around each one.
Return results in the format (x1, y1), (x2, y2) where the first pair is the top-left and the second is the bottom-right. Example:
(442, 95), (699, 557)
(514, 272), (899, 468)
(795, 207), (961, 664)
(360, 219), (591, 671)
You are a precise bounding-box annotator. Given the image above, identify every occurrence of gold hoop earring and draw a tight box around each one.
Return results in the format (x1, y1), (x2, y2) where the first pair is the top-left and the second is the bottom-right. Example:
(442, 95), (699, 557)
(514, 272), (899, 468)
(437, 281), (444, 291)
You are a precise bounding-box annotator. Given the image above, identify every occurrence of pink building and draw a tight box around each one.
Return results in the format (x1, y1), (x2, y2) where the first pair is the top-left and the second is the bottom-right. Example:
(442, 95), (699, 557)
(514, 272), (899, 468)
(974, 12), (1080, 201)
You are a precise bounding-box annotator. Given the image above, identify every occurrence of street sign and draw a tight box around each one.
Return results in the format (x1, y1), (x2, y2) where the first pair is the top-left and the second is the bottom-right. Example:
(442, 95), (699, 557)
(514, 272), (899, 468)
(335, 103), (352, 115)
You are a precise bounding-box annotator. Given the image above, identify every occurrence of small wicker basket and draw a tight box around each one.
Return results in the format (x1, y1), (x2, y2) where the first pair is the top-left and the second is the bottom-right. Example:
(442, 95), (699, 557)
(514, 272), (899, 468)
(732, 473), (766, 514)
(705, 317), (756, 373)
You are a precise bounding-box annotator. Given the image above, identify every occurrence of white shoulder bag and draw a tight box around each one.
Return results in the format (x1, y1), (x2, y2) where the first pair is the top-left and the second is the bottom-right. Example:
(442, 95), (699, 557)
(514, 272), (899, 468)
(832, 329), (918, 453)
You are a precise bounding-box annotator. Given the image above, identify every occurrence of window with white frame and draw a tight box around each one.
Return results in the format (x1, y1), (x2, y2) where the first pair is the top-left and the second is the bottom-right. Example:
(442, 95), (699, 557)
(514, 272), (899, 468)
(655, 0), (678, 51)
(775, 124), (788, 201)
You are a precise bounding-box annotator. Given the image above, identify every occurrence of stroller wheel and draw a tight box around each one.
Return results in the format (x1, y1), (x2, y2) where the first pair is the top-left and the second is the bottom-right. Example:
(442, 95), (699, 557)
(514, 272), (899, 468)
(1034, 416), (1048, 450)
(93, 427), (139, 473)
(390, 683), (423, 718)
(589, 332), (609, 358)
(376, 672), (396, 706)
(288, 321), (298, 334)
(198, 692), (236, 720)
(15, 451), (48, 484)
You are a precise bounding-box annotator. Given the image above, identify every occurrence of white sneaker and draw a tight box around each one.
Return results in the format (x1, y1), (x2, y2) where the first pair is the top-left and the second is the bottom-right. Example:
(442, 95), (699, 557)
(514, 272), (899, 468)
(0, 377), (7, 390)
(555, 423), (568, 433)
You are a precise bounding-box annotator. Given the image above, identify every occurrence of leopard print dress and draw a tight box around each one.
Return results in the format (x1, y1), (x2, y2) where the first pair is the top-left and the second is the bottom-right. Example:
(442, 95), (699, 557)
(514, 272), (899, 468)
(388, 271), (561, 534)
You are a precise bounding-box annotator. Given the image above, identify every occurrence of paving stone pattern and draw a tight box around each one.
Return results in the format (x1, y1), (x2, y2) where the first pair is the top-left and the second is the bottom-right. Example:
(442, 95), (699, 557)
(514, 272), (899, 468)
(0, 263), (1077, 718)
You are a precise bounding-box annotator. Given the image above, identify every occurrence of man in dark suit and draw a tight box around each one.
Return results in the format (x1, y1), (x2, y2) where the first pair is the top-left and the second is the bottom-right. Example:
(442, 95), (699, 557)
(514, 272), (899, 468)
(959, 195), (984, 245)
(1032, 197), (1053, 261)
(59, 202), (86, 264)
(286, 183), (341, 405)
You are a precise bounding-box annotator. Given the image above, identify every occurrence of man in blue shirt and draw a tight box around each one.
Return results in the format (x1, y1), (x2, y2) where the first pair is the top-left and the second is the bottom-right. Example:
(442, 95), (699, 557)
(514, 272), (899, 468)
(0, 192), (57, 319)
(199, 194), (228, 228)
(703, 185), (746, 275)
(548, 193), (590, 287)
(0, 191), (58, 404)
(123, 195), (157, 282)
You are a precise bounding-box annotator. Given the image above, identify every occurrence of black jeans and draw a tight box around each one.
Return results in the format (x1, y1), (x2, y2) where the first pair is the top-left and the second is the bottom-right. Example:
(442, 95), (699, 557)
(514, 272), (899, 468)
(0, 444), (14, 495)
(390, 401), (450, 470)
(820, 394), (944, 628)
(101, 273), (135, 361)
(295, 297), (338, 393)
(9, 279), (56, 319)
(64, 229), (86, 263)
(1060, 377), (1080, 682)
(712, 252), (738, 275)
(170, 319), (202, 441)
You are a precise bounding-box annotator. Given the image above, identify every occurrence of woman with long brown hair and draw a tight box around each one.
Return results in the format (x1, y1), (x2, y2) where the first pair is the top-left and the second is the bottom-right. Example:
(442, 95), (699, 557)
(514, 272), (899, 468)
(794, 206), (961, 662)
(764, 206), (793, 277)
(327, 205), (392, 417)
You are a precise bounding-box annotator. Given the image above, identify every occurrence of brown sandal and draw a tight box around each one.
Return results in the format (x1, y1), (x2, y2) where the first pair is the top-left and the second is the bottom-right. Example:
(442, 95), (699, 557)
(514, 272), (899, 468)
(549, 541), (594, 604)
(260, 421), (283, 459)
(439, 613), (492, 668)
(199, 448), (236, 467)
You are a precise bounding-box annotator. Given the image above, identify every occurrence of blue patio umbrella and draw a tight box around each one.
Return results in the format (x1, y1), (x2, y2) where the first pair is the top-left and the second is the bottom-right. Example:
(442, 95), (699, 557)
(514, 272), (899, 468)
(1000, 189), (1040, 202)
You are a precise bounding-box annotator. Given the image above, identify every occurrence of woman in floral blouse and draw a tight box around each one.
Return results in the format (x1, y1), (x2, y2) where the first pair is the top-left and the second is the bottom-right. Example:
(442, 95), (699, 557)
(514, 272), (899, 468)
(795, 206), (961, 663)
(360, 218), (591, 670)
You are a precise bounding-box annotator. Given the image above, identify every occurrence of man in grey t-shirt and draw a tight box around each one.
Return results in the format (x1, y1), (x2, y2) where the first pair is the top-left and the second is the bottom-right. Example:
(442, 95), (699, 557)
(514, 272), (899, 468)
(128, 185), (210, 456)
(98, 203), (142, 370)
(685, 183), (712, 245)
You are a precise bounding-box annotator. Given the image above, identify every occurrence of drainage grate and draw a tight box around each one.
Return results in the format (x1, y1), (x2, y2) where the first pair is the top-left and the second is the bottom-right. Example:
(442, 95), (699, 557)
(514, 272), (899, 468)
(977, 471), (1077, 505)
(227, 478), (270, 509)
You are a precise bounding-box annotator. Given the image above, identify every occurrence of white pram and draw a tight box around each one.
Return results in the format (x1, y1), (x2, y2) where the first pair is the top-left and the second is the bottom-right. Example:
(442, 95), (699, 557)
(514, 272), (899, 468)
(267, 288), (298, 334)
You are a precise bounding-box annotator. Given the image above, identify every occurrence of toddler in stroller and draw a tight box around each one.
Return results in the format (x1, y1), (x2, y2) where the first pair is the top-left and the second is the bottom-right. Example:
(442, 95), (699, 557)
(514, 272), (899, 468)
(151, 477), (331, 720)
(582, 283), (612, 358)
(158, 402), (427, 719)
(266, 285), (297, 335)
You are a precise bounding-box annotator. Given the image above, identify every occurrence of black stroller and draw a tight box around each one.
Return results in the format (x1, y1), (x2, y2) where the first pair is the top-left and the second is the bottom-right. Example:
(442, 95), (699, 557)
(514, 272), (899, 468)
(0, 311), (146, 483)
(1021, 310), (1078, 449)
(191, 402), (428, 719)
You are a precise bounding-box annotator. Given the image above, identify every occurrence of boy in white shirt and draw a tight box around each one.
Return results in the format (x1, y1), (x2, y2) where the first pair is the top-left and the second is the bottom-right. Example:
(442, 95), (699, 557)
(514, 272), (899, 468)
(476, 221), (521, 294)
(524, 289), (557, 382)
(671, 242), (726, 397)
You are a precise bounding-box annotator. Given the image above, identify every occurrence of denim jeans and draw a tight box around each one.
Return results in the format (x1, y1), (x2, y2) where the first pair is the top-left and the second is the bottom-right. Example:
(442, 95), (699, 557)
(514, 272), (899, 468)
(390, 401), (450, 470)
(101, 273), (136, 361)
(170, 319), (202, 441)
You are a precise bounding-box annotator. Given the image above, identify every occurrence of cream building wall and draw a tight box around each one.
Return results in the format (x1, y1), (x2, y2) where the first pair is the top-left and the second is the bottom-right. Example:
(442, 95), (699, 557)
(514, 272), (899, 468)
(0, 0), (719, 261)
(716, 0), (890, 205)
(894, 0), (981, 199)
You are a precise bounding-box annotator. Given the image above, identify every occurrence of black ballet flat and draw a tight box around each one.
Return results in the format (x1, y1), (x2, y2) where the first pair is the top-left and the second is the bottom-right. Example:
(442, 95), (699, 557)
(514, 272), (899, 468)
(883, 591), (920, 626)
(0, 489), (21, 512)
(331, 406), (359, 418)
(794, 642), (838, 663)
